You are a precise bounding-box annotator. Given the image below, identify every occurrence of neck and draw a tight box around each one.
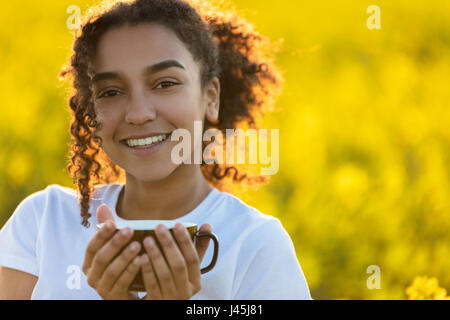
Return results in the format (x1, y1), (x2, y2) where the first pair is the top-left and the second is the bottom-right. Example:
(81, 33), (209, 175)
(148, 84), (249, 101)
(116, 164), (212, 220)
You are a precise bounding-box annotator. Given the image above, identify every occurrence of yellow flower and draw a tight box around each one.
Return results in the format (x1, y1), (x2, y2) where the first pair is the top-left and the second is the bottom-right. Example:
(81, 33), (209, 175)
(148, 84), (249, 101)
(406, 276), (450, 300)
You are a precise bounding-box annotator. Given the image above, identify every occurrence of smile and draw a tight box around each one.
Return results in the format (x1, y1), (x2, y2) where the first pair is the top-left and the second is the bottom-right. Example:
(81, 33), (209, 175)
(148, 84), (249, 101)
(121, 132), (172, 157)
(125, 134), (169, 148)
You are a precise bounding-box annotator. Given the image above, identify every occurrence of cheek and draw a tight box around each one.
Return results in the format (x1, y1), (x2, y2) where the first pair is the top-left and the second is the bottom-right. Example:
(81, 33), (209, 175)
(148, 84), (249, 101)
(159, 94), (204, 151)
(159, 90), (204, 124)
(95, 106), (122, 137)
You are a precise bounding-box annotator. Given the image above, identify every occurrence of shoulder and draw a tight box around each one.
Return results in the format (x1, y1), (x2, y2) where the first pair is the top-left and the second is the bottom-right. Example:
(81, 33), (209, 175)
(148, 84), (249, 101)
(213, 189), (287, 242)
(215, 191), (311, 299)
(21, 184), (77, 203)
(11, 183), (117, 222)
(1, 184), (80, 240)
(6, 185), (75, 225)
(12, 185), (64, 216)
(20, 183), (118, 205)
(19, 184), (78, 211)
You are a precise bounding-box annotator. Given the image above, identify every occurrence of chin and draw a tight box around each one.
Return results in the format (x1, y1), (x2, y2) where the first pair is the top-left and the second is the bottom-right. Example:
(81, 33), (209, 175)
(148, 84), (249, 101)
(127, 163), (179, 182)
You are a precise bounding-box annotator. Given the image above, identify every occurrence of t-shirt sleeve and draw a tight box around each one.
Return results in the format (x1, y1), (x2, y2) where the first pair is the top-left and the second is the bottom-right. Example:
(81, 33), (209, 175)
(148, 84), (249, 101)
(233, 218), (312, 300)
(0, 191), (43, 277)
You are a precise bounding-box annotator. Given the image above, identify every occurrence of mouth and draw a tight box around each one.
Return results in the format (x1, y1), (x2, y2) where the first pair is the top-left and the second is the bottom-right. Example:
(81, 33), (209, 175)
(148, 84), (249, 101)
(120, 132), (172, 155)
(121, 132), (171, 148)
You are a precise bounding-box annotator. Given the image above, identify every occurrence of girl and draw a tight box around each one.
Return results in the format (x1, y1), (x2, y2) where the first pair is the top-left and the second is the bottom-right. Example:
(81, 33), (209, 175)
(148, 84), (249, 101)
(0, 0), (311, 300)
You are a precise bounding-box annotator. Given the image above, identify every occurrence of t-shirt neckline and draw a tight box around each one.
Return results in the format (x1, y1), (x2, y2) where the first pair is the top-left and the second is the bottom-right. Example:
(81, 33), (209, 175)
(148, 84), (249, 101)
(107, 184), (221, 224)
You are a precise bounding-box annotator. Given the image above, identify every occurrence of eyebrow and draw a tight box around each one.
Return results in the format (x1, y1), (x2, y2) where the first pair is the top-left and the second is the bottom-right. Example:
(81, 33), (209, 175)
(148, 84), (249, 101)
(91, 59), (186, 83)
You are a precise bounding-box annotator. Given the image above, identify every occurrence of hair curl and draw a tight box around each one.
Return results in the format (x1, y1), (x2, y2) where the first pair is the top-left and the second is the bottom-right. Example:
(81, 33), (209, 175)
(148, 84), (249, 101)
(59, 0), (283, 227)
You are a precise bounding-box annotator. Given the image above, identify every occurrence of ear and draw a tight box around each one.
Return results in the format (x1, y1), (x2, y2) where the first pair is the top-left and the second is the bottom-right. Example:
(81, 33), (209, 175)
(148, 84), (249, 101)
(203, 77), (220, 124)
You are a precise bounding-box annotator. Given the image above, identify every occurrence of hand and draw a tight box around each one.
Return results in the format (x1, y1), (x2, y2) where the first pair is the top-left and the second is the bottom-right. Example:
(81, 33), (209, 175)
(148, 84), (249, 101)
(139, 223), (213, 300)
(82, 204), (143, 300)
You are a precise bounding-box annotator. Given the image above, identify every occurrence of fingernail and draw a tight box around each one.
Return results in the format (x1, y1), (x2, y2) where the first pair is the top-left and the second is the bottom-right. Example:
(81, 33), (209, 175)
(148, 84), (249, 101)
(121, 227), (131, 236)
(130, 242), (139, 251)
(144, 237), (154, 247)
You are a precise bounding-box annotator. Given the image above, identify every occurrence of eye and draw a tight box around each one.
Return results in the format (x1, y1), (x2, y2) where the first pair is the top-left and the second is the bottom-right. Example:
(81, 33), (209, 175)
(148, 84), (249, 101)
(98, 89), (122, 99)
(155, 81), (178, 89)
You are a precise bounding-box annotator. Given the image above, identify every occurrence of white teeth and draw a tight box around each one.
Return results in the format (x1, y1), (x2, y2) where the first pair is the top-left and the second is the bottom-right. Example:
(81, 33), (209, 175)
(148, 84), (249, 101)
(126, 134), (168, 147)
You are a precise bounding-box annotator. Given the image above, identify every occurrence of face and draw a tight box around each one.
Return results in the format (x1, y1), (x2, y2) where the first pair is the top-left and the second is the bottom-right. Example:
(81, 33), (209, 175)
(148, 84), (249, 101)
(91, 23), (220, 182)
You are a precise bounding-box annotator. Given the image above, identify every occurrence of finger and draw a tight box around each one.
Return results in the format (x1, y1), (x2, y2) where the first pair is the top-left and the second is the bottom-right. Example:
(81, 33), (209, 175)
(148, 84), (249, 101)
(82, 219), (116, 275)
(112, 255), (142, 298)
(83, 204), (116, 274)
(96, 241), (141, 294)
(143, 234), (178, 299)
(87, 227), (134, 288)
(195, 223), (213, 262)
(96, 204), (115, 224)
(173, 223), (201, 290)
(140, 254), (162, 300)
(153, 224), (190, 298)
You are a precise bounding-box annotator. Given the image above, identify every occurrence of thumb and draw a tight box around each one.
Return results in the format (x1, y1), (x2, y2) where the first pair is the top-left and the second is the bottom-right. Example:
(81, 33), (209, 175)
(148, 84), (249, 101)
(96, 204), (115, 226)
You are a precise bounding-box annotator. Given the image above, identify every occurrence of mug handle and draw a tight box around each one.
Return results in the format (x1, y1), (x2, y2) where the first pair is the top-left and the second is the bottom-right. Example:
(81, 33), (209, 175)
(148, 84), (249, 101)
(194, 231), (219, 274)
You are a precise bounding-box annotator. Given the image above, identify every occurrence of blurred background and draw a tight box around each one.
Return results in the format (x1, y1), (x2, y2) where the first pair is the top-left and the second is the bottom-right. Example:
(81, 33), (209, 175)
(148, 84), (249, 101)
(0, 0), (449, 299)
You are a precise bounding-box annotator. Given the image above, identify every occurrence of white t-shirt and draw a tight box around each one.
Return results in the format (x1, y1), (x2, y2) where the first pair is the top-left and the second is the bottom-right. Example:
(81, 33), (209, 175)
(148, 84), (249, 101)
(0, 183), (311, 300)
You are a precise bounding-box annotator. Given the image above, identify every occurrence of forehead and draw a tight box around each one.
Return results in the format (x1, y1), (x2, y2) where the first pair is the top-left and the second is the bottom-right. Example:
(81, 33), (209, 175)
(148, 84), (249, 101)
(93, 23), (197, 74)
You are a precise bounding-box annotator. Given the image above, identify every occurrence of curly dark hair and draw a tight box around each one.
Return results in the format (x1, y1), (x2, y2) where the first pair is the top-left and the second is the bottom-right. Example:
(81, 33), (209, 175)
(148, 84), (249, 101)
(59, 0), (283, 228)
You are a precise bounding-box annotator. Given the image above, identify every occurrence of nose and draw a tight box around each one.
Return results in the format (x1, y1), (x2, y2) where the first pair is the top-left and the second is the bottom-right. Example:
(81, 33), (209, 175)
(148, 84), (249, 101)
(125, 89), (156, 125)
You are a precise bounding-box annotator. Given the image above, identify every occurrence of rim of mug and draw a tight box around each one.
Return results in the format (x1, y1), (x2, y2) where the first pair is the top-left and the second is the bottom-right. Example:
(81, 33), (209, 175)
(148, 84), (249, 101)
(97, 220), (197, 230)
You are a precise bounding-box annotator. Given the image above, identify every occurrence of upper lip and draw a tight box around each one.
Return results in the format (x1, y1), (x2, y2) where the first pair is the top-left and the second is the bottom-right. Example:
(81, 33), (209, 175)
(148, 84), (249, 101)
(121, 132), (172, 141)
